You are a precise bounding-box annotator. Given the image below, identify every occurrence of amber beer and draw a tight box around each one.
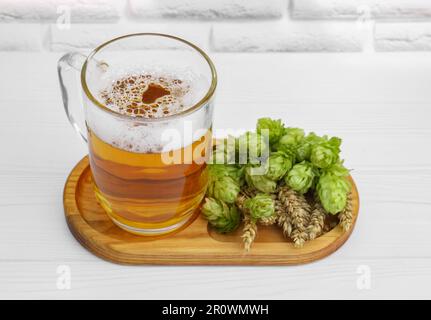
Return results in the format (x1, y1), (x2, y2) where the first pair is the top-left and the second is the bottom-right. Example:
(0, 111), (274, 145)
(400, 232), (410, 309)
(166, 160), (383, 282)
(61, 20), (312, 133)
(88, 71), (213, 235)
(89, 128), (211, 234)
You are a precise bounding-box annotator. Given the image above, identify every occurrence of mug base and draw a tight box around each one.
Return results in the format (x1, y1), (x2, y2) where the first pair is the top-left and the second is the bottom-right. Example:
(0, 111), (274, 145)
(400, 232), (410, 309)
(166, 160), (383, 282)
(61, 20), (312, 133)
(108, 212), (198, 236)
(93, 184), (204, 237)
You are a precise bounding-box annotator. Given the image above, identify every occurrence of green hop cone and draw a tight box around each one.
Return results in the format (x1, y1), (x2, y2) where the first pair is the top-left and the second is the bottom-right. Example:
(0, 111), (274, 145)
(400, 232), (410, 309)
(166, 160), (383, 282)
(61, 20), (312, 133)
(317, 173), (351, 214)
(283, 127), (305, 143)
(208, 164), (244, 186)
(256, 117), (285, 146)
(236, 131), (269, 164)
(310, 145), (336, 169)
(295, 132), (323, 162)
(207, 175), (240, 204)
(310, 136), (341, 169)
(285, 161), (317, 194)
(202, 197), (241, 233)
(275, 127), (305, 155)
(324, 160), (350, 178)
(244, 194), (275, 221)
(264, 151), (293, 181)
(245, 165), (277, 194)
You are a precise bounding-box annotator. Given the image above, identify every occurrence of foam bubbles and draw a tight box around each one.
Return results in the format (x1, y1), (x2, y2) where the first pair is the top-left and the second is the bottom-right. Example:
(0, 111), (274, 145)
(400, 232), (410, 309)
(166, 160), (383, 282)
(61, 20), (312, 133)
(98, 68), (207, 119)
(86, 67), (213, 154)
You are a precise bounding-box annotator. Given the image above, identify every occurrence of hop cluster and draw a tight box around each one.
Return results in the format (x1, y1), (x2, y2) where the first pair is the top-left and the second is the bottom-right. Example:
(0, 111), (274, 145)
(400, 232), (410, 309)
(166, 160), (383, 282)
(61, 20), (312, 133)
(201, 117), (354, 251)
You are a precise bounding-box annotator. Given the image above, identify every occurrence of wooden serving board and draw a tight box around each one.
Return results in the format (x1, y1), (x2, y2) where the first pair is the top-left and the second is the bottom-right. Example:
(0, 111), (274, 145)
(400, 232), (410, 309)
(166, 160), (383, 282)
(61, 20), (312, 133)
(64, 156), (360, 265)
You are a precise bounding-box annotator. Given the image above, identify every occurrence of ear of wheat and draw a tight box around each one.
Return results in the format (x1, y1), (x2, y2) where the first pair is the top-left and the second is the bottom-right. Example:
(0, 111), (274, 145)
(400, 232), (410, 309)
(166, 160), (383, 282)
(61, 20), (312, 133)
(339, 192), (353, 232)
(278, 187), (311, 247)
(242, 214), (257, 252)
(306, 197), (327, 240)
(276, 199), (292, 237)
(259, 215), (277, 226)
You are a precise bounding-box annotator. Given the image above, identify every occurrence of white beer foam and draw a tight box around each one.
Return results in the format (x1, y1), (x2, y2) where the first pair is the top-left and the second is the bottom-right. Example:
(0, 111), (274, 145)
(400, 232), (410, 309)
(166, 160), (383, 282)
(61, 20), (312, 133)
(85, 66), (212, 153)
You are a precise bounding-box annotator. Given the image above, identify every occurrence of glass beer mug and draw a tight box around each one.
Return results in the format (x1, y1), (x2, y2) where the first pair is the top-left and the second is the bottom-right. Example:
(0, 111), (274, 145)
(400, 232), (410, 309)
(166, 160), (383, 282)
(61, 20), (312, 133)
(58, 34), (217, 235)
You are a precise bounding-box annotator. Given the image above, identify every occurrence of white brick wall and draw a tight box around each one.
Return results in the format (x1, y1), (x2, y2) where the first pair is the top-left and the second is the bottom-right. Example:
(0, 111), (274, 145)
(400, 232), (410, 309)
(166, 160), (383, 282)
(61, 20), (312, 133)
(0, 0), (119, 23)
(129, 0), (285, 20)
(49, 23), (211, 52)
(375, 23), (431, 51)
(291, 0), (431, 20)
(0, 24), (43, 51)
(1, 0), (431, 52)
(212, 21), (362, 52)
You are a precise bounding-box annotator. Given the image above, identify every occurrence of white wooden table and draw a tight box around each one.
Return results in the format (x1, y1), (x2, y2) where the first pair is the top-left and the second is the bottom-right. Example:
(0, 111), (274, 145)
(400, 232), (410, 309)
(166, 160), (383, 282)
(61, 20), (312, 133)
(1, 52), (431, 299)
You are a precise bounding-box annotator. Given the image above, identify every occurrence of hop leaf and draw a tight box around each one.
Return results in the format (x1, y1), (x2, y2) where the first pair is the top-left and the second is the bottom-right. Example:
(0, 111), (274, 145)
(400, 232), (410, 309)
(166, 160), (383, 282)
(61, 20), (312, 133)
(236, 131), (269, 164)
(256, 118), (285, 146)
(264, 151), (293, 181)
(310, 136), (341, 169)
(317, 173), (351, 214)
(202, 198), (241, 233)
(245, 165), (277, 194)
(285, 161), (317, 194)
(207, 175), (240, 204)
(245, 194), (275, 221)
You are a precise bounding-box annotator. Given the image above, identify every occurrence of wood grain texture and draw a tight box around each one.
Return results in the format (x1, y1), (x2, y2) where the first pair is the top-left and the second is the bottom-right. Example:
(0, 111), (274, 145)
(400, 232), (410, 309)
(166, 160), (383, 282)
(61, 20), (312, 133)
(64, 156), (360, 265)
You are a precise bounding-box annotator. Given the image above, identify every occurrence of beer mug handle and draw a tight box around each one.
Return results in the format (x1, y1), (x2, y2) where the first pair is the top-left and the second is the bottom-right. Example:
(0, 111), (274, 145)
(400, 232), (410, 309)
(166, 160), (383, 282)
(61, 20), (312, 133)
(57, 52), (88, 143)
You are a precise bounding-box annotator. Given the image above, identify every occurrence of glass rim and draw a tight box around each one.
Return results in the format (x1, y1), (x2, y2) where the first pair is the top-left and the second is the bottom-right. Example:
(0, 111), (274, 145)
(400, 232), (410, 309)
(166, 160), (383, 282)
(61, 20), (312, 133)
(80, 33), (217, 122)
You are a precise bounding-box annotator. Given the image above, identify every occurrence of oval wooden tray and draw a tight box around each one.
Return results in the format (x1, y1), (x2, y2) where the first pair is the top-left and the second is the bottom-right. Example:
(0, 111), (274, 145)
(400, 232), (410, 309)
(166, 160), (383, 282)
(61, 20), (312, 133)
(64, 156), (360, 265)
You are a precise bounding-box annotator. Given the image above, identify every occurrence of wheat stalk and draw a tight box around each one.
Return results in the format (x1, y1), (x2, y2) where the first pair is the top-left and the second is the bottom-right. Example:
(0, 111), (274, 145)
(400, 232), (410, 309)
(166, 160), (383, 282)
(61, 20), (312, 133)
(278, 187), (311, 247)
(306, 197), (327, 240)
(242, 215), (257, 252)
(275, 199), (292, 237)
(235, 193), (248, 213)
(259, 215), (277, 226)
(339, 192), (353, 232)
